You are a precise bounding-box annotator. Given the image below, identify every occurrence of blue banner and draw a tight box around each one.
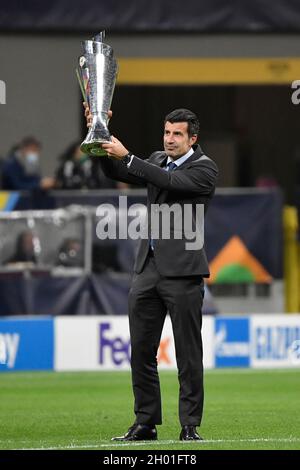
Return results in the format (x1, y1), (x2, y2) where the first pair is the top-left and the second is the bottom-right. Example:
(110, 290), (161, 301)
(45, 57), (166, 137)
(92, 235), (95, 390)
(0, 318), (54, 372)
(215, 317), (250, 368)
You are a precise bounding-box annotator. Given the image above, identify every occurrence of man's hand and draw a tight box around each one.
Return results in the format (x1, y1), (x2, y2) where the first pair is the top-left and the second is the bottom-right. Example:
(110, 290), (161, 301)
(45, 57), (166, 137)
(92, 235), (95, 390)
(83, 102), (112, 128)
(83, 103), (126, 159)
(101, 136), (129, 159)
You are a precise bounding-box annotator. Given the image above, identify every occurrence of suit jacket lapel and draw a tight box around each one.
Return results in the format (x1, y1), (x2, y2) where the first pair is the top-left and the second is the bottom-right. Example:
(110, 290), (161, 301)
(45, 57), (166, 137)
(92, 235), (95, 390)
(152, 154), (168, 202)
(158, 154), (168, 168)
(175, 144), (204, 170)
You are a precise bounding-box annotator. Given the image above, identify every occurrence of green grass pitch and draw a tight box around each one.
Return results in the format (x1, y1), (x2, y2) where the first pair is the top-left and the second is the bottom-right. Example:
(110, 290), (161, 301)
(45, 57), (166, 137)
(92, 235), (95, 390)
(0, 369), (299, 450)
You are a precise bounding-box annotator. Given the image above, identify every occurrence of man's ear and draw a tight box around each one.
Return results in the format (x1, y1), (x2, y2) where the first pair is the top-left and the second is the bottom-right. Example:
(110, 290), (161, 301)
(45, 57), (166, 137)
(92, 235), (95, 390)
(190, 135), (198, 145)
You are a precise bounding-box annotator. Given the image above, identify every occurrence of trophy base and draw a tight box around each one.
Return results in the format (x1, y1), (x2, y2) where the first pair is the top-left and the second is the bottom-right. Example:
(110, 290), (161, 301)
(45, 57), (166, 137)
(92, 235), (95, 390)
(80, 140), (111, 157)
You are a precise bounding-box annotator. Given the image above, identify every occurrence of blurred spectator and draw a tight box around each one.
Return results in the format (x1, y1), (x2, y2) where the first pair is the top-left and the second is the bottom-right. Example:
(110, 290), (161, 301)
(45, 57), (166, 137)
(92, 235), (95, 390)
(5, 230), (40, 265)
(56, 141), (121, 189)
(56, 238), (83, 268)
(1, 137), (55, 191)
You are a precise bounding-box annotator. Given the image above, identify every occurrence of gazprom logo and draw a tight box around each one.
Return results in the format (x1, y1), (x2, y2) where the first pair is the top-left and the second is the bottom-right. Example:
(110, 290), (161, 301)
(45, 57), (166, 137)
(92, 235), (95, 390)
(254, 326), (300, 363)
(215, 318), (250, 367)
(0, 80), (6, 104)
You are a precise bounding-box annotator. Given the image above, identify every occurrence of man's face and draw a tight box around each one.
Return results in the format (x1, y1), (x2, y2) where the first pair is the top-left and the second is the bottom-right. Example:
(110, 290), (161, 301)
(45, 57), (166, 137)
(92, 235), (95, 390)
(163, 121), (197, 160)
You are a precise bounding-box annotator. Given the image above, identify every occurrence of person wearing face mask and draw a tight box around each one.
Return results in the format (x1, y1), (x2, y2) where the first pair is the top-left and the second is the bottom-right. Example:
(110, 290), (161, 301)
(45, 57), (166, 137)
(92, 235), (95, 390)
(1, 136), (55, 190)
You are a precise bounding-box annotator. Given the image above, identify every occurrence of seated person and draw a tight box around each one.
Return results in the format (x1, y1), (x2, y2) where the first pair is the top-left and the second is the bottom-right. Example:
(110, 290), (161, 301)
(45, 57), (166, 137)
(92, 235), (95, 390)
(56, 141), (113, 189)
(56, 141), (129, 190)
(1, 136), (55, 191)
(56, 238), (83, 268)
(5, 230), (39, 265)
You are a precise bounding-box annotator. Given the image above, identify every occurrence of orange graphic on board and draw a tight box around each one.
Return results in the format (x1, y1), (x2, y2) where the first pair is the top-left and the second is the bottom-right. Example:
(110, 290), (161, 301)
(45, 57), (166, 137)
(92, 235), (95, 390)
(208, 236), (272, 284)
(158, 338), (172, 364)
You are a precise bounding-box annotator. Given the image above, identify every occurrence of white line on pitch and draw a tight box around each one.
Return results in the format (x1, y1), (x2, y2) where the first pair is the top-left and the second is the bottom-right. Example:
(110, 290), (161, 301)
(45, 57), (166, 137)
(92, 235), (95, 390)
(15, 437), (300, 450)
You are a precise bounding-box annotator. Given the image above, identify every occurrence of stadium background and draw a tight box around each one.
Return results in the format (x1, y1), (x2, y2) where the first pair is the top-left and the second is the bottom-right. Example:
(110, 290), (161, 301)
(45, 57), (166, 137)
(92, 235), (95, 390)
(0, 0), (300, 451)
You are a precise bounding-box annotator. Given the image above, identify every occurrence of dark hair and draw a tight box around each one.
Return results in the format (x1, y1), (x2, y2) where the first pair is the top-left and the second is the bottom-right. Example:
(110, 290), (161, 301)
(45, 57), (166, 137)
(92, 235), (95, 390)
(164, 108), (199, 137)
(58, 140), (82, 161)
(19, 136), (42, 149)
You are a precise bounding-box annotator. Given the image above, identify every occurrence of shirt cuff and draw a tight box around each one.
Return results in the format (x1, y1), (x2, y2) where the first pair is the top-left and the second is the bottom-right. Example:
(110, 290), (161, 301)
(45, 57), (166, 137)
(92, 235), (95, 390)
(127, 155), (135, 167)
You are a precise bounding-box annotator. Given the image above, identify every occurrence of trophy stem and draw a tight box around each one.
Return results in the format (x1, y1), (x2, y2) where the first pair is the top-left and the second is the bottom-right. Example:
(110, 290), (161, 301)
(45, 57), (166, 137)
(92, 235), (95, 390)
(80, 112), (111, 156)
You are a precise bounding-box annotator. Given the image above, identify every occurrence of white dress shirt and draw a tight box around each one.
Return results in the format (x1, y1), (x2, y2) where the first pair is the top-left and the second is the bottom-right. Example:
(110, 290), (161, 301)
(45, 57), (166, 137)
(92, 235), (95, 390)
(165, 147), (194, 169)
(127, 147), (194, 168)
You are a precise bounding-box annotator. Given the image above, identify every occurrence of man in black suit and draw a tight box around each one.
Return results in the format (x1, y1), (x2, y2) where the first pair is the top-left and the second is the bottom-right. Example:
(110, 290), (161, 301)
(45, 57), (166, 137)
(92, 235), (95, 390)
(84, 105), (218, 441)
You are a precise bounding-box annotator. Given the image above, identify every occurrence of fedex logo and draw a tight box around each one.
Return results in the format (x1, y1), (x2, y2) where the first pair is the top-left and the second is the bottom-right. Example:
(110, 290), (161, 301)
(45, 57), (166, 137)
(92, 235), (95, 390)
(99, 323), (131, 366)
(99, 322), (172, 367)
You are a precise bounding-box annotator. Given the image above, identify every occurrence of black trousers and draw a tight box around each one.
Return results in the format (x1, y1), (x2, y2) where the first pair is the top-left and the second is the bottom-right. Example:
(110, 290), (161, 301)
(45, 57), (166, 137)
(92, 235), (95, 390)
(128, 253), (204, 427)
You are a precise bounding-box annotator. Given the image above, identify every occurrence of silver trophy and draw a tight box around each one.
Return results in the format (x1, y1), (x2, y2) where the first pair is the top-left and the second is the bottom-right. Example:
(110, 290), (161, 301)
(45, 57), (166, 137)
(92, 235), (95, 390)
(77, 31), (118, 156)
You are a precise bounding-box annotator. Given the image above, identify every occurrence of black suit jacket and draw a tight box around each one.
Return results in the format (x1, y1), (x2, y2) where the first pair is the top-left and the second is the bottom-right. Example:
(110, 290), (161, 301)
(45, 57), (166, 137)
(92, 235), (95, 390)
(99, 144), (218, 277)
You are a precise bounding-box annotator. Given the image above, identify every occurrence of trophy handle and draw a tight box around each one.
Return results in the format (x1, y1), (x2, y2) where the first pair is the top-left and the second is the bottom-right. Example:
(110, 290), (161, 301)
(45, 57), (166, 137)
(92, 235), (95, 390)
(76, 68), (87, 102)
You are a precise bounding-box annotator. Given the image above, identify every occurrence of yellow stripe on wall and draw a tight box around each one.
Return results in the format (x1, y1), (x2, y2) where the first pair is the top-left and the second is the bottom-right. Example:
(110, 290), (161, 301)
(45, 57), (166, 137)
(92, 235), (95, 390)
(0, 192), (9, 211)
(117, 58), (300, 85)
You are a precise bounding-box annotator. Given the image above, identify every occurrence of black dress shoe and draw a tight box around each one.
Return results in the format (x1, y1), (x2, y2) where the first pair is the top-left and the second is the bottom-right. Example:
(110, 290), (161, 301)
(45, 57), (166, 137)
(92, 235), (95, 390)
(180, 425), (203, 441)
(112, 424), (157, 441)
